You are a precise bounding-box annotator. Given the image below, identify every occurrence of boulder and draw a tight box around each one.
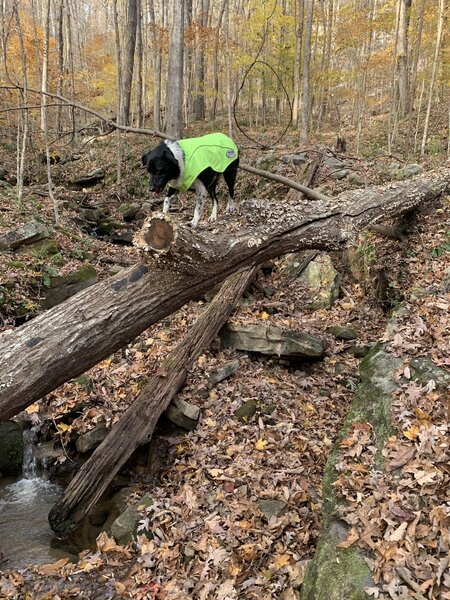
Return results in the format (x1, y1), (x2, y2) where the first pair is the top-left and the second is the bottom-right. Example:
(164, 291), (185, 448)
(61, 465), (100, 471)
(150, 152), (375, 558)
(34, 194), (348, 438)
(110, 493), (153, 545)
(0, 221), (50, 252)
(0, 421), (24, 475)
(75, 422), (108, 453)
(42, 265), (98, 309)
(165, 398), (201, 431)
(71, 168), (105, 188)
(208, 360), (240, 385)
(281, 153), (308, 165)
(220, 323), (325, 360)
(298, 254), (341, 309)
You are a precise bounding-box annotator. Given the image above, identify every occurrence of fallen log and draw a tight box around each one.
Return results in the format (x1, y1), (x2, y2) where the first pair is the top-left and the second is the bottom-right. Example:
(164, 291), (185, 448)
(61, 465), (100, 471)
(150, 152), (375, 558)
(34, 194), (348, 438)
(0, 169), (449, 424)
(48, 266), (257, 537)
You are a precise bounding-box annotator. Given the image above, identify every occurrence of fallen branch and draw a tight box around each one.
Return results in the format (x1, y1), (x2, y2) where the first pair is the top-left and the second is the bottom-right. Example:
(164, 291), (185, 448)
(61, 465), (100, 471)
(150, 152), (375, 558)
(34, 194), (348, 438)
(48, 266), (257, 537)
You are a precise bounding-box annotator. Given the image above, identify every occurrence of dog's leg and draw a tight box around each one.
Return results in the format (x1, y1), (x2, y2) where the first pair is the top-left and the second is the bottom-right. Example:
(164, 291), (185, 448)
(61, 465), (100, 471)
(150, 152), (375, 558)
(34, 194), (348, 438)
(223, 158), (239, 214)
(163, 187), (177, 213)
(191, 181), (207, 227)
(208, 187), (219, 222)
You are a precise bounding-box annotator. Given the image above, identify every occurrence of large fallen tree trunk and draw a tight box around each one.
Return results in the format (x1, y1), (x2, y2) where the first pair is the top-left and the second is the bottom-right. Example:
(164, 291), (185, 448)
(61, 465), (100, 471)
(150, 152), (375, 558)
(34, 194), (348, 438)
(49, 266), (257, 537)
(0, 170), (449, 423)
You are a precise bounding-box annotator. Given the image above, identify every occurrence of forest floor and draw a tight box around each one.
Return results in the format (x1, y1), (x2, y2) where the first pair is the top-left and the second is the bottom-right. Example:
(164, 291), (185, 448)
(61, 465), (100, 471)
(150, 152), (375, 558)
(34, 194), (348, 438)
(0, 126), (449, 599)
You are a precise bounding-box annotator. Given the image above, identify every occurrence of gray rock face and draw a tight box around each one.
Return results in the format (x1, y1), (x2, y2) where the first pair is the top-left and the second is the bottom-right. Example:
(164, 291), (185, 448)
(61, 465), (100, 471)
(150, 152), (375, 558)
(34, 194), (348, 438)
(208, 360), (240, 385)
(0, 221), (50, 252)
(298, 254), (341, 309)
(75, 422), (108, 453)
(0, 421), (24, 475)
(220, 323), (325, 359)
(110, 493), (153, 545)
(165, 398), (201, 431)
(281, 153), (308, 165)
(42, 265), (98, 308)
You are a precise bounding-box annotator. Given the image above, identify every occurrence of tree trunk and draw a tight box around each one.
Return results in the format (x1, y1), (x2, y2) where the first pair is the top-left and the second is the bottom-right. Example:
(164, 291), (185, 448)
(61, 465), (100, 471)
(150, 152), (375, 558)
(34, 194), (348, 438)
(48, 266), (257, 536)
(1, 170), (449, 425)
(420, 0), (445, 156)
(396, 0), (412, 118)
(300, 0), (313, 142)
(166, 0), (184, 137)
(121, 0), (138, 125)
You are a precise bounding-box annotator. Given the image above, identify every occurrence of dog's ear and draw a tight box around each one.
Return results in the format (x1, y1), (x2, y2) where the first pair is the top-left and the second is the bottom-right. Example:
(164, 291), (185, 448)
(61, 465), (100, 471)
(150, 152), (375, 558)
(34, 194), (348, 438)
(141, 151), (150, 168)
(162, 146), (179, 167)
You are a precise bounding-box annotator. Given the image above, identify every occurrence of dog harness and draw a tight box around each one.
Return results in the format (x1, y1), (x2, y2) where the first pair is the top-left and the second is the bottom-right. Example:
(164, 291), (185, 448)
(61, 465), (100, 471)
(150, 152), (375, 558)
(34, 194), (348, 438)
(174, 133), (238, 193)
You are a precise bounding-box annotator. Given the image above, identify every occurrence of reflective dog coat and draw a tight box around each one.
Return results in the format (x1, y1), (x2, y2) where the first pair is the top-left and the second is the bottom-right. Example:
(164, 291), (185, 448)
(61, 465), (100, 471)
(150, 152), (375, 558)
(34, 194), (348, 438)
(174, 133), (238, 193)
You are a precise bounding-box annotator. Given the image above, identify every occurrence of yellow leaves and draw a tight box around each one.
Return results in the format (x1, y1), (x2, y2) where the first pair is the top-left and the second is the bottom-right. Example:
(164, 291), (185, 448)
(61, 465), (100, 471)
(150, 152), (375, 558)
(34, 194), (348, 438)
(56, 422), (71, 433)
(25, 403), (40, 414)
(403, 425), (421, 440)
(255, 438), (268, 451)
(259, 311), (270, 320)
(273, 553), (290, 571)
(34, 558), (70, 576)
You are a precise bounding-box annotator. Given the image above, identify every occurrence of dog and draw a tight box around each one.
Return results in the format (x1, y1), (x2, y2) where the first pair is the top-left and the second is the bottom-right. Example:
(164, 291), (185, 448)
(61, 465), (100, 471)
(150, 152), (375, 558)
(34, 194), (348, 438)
(142, 132), (239, 227)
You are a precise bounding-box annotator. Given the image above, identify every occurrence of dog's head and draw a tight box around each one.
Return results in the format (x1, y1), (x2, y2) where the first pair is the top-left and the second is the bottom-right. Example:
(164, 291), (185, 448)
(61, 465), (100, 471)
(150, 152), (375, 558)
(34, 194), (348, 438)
(141, 143), (180, 194)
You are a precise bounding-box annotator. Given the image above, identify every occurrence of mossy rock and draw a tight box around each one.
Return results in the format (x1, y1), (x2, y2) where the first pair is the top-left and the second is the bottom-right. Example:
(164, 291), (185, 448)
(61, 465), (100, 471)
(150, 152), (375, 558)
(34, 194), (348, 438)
(42, 265), (98, 308)
(0, 421), (24, 475)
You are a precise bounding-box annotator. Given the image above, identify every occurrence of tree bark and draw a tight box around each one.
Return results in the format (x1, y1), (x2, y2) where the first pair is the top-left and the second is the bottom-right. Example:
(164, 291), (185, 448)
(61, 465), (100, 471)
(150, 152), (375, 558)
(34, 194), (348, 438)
(166, 0), (184, 137)
(0, 170), (449, 425)
(48, 266), (257, 537)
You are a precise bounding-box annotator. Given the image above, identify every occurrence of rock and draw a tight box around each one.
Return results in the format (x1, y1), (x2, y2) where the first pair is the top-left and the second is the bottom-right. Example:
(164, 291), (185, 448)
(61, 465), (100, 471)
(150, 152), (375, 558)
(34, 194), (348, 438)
(110, 230), (134, 245)
(281, 251), (318, 277)
(349, 345), (371, 358)
(409, 357), (450, 388)
(165, 398), (201, 430)
(327, 326), (358, 341)
(298, 254), (341, 309)
(16, 238), (59, 257)
(400, 163), (422, 178)
(96, 220), (124, 236)
(118, 202), (141, 222)
(324, 156), (345, 169)
(0, 421), (24, 475)
(329, 168), (351, 180)
(83, 208), (110, 223)
(0, 221), (50, 252)
(302, 345), (402, 598)
(220, 323), (326, 360)
(208, 360), (240, 384)
(347, 172), (366, 186)
(281, 153), (308, 165)
(75, 422), (108, 453)
(234, 399), (257, 421)
(72, 374), (94, 393)
(258, 499), (288, 518)
(42, 265), (98, 309)
(71, 168), (105, 188)
(255, 155), (277, 172)
(110, 493), (153, 545)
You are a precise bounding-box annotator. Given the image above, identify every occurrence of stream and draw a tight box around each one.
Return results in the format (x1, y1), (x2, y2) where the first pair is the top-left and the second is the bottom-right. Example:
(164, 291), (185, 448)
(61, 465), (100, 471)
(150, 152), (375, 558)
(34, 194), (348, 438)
(0, 429), (77, 570)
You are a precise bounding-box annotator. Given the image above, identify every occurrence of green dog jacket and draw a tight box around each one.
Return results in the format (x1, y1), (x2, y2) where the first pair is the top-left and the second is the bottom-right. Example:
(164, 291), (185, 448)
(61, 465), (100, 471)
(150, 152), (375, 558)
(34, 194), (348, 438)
(175, 133), (238, 193)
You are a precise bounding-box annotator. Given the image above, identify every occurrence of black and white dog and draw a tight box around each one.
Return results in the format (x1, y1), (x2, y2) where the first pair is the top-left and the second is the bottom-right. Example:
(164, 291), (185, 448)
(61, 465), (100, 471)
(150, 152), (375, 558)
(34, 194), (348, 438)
(142, 132), (239, 227)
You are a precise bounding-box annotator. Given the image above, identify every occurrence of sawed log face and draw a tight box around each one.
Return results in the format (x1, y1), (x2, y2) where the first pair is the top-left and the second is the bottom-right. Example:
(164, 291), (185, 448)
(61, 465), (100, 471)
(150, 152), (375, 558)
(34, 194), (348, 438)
(0, 170), (449, 424)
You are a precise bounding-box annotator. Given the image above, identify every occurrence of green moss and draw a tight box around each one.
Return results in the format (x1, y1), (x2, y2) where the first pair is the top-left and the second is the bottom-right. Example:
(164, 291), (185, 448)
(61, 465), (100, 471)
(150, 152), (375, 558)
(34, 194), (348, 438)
(302, 524), (373, 600)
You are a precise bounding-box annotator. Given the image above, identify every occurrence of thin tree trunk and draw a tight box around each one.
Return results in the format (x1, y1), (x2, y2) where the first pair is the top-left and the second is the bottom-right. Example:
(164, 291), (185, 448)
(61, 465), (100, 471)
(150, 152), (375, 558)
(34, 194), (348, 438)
(166, 0), (184, 137)
(420, 0), (445, 156)
(121, 0), (138, 125)
(396, 0), (412, 118)
(300, 0), (313, 143)
(13, 4), (29, 207)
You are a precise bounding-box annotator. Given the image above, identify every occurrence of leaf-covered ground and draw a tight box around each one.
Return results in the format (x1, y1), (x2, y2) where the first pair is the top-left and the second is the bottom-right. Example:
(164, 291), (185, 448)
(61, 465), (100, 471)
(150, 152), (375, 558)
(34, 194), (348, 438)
(0, 134), (449, 599)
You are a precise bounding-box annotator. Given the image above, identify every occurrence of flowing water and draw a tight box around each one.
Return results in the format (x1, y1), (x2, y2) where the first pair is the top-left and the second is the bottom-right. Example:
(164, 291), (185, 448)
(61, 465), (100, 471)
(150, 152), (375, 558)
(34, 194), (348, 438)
(0, 428), (77, 569)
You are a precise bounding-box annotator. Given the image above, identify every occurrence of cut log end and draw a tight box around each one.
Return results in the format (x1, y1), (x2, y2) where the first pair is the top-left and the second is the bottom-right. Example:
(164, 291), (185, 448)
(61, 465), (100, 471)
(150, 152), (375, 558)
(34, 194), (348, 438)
(133, 213), (178, 254)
